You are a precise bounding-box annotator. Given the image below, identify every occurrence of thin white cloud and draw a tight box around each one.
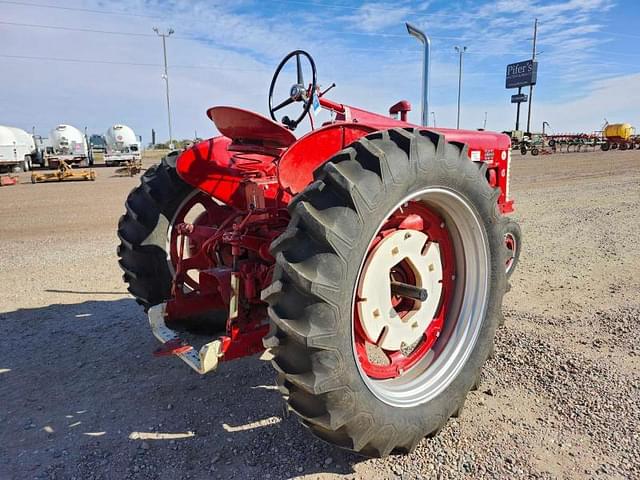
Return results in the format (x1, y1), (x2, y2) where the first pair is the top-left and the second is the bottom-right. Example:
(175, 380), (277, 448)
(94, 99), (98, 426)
(339, 1), (415, 32)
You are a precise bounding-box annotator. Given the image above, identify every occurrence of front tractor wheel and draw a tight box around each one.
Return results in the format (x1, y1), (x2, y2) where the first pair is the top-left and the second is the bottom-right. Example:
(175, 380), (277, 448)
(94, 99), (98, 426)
(264, 128), (508, 456)
(504, 220), (522, 278)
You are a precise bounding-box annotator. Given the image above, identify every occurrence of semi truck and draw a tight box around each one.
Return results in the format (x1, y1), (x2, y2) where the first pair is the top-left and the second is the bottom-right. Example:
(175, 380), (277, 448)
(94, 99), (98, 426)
(0, 125), (37, 172)
(104, 124), (141, 166)
(45, 124), (90, 167)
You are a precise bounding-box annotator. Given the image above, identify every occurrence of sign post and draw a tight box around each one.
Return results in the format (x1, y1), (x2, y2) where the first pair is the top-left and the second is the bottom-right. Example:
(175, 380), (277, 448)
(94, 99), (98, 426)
(512, 88), (530, 131)
(526, 19), (538, 135)
(516, 87), (521, 131)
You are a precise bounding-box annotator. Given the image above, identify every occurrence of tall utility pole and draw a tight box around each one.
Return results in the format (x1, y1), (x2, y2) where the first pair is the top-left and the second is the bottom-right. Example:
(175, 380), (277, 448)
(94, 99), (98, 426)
(526, 18), (538, 135)
(153, 27), (174, 148)
(454, 46), (467, 129)
(483, 111), (488, 129)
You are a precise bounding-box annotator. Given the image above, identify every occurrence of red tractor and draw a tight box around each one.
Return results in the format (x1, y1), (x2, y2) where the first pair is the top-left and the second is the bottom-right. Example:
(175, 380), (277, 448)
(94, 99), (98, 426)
(118, 51), (521, 456)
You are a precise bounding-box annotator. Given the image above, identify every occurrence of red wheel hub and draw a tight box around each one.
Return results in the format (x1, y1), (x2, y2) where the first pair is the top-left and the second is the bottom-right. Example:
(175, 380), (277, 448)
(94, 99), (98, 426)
(354, 201), (456, 380)
(169, 192), (231, 289)
(504, 233), (516, 271)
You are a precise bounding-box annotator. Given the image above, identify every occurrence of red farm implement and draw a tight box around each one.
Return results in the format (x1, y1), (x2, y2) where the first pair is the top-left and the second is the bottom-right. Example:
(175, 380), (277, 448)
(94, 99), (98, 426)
(117, 50), (520, 456)
(0, 174), (18, 186)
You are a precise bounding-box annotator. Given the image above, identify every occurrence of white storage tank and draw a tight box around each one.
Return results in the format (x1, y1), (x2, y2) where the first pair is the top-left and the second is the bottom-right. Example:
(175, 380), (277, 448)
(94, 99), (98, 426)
(49, 124), (88, 157)
(104, 124), (141, 165)
(0, 125), (36, 171)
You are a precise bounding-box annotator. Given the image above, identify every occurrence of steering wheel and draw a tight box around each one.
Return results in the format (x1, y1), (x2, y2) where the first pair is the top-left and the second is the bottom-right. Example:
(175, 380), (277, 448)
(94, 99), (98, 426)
(268, 50), (317, 130)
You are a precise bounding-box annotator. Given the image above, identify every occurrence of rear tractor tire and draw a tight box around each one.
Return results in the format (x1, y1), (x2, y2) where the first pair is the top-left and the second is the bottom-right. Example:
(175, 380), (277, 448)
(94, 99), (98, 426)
(263, 128), (509, 457)
(117, 152), (227, 333)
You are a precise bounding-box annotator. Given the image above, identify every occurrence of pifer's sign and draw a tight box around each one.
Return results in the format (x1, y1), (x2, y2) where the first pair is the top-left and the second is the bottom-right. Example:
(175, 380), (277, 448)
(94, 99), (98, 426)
(505, 60), (538, 89)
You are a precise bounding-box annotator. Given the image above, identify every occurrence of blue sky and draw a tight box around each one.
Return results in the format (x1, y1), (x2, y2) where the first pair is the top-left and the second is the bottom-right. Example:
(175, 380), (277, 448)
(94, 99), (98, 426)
(1, 0), (639, 141)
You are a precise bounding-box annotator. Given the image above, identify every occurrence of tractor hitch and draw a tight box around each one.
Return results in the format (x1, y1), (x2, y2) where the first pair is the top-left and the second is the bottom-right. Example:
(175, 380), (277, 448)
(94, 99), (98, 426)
(148, 302), (269, 374)
(148, 303), (225, 374)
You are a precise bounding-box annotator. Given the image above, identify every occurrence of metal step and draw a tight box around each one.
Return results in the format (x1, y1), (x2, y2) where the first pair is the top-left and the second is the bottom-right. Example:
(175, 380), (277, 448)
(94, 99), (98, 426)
(148, 303), (223, 374)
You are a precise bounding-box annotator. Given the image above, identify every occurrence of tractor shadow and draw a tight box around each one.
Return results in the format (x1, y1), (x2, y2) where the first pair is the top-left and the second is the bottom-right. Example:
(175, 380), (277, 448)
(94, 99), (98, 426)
(0, 299), (364, 479)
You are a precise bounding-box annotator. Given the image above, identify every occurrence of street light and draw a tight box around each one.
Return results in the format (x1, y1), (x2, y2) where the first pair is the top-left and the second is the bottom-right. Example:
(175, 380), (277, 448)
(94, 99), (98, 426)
(153, 27), (175, 149)
(406, 23), (431, 126)
(430, 111), (436, 127)
(454, 45), (467, 129)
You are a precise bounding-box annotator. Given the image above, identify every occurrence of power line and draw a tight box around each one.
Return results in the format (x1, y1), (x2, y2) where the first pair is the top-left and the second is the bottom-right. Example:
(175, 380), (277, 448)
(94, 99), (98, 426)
(0, 54), (514, 76)
(0, 53), (267, 72)
(0, 22), (423, 55)
(4, 0), (638, 42)
(0, 20), (524, 54)
(0, 0), (161, 18)
(0, 18), (432, 41)
(0, 1), (407, 38)
(0, 53), (159, 67)
(0, 21), (156, 37)
(3, 52), (634, 72)
(2, 17), (636, 62)
(4, 53), (634, 80)
(0, 21), (436, 55)
(7, 18), (634, 54)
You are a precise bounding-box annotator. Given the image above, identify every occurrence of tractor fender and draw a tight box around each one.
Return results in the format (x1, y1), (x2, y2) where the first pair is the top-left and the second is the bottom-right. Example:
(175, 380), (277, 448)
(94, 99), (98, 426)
(277, 123), (375, 194)
(175, 135), (282, 206)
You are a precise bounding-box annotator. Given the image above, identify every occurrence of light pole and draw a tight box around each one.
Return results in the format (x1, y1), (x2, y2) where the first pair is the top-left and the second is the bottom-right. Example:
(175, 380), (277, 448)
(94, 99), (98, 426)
(430, 111), (436, 127)
(526, 18), (538, 136)
(454, 46), (467, 129)
(153, 27), (174, 149)
(406, 23), (431, 126)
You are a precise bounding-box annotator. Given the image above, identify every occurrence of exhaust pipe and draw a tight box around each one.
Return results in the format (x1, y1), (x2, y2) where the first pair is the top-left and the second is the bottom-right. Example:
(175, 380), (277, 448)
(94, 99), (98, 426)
(406, 22), (431, 127)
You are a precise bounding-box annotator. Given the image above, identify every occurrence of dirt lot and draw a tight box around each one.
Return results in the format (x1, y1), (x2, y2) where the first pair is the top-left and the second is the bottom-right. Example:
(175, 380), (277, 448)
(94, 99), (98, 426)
(1, 149), (638, 479)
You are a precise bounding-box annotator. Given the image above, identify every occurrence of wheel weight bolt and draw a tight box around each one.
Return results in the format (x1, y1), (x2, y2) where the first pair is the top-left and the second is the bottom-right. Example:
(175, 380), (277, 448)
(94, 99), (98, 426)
(390, 281), (428, 302)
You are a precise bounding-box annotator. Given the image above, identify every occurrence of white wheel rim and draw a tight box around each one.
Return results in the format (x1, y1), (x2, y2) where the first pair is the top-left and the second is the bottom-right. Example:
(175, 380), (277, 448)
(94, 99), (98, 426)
(352, 188), (491, 408)
(357, 229), (443, 351)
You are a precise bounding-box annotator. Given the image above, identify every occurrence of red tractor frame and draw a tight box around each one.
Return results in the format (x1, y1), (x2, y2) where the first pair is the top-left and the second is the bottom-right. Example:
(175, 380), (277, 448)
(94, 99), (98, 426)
(118, 50), (521, 456)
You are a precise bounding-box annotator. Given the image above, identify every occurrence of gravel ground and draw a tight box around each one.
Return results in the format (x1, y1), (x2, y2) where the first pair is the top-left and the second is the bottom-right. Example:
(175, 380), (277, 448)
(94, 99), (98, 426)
(0, 149), (638, 479)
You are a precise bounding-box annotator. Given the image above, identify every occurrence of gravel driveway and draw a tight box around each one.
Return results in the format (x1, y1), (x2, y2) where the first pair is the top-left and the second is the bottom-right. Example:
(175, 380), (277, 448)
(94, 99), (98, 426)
(1, 150), (638, 479)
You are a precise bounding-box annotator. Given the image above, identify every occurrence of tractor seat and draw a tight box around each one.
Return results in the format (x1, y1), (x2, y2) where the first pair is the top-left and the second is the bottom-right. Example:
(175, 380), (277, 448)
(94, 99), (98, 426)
(207, 106), (296, 152)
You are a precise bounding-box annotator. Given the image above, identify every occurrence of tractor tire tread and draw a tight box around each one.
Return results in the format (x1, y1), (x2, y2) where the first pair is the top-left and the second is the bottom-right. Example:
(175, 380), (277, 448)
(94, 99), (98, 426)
(117, 156), (192, 311)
